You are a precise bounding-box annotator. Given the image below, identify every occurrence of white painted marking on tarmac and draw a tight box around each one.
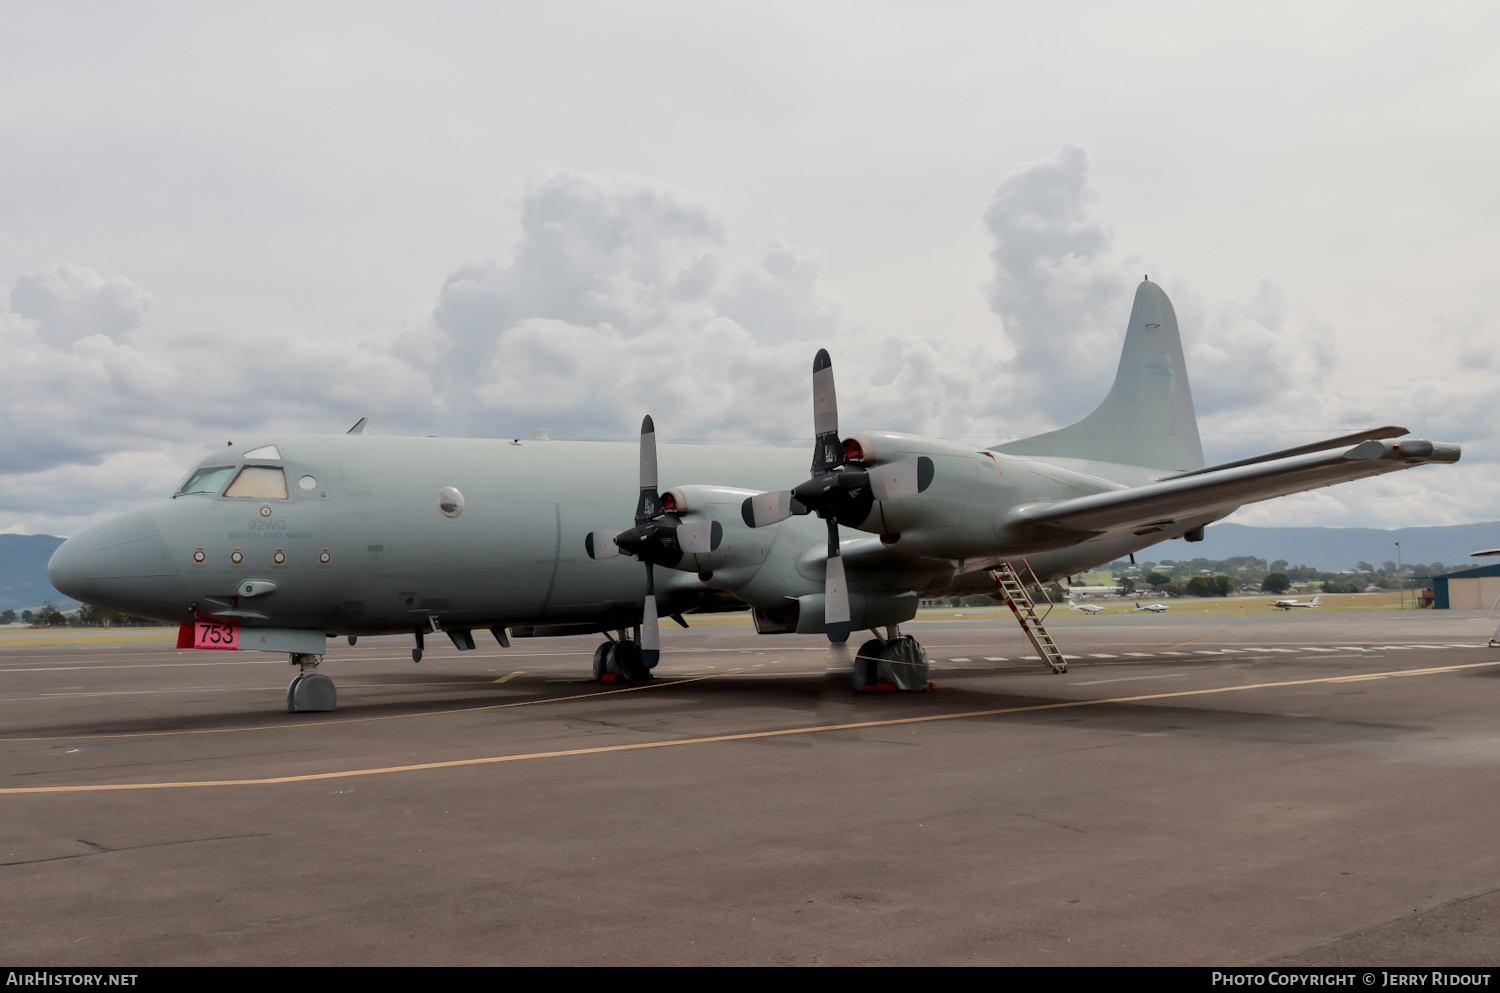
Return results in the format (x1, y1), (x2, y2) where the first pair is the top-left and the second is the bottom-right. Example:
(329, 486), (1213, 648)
(1160, 651), (1189, 656)
(1261, 648), (1296, 653)
(1298, 647), (1338, 652)
(1192, 650), (1224, 655)
(1123, 652), (1153, 657)
(492, 671), (524, 684)
(1073, 674), (1187, 686)
(982, 657), (1007, 662)
(1405, 645), (1446, 650)
(1089, 654), (1118, 658)
(1379, 645), (1413, 650)
(949, 657), (972, 662)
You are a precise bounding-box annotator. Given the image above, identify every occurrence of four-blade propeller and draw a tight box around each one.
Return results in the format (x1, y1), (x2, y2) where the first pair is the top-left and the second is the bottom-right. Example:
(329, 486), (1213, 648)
(585, 415), (722, 667)
(740, 349), (934, 644)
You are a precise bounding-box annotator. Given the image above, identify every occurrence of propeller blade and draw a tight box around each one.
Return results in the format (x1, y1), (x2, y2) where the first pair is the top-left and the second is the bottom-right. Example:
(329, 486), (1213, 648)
(824, 548), (850, 644)
(585, 530), (621, 559)
(641, 563), (660, 667)
(635, 414), (664, 524)
(868, 456), (936, 501)
(677, 520), (723, 554)
(811, 349), (841, 473)
(741, 490), (798, 528)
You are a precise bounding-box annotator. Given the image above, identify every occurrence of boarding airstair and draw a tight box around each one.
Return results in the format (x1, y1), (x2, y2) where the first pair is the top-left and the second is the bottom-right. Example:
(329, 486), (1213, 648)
(989, 562), (1069, 673)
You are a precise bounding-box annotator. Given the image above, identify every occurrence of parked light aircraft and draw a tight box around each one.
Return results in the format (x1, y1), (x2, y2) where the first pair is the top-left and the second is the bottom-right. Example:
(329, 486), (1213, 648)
(46, 280), (1461, 711)
(1067, 599), (1106, 614)
(1135, 601), (1170, 613)
(1271, 595), (1321, 610)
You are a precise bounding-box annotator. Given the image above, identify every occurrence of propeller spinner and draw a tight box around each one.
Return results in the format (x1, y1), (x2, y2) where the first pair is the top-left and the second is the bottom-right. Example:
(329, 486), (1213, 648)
(585, 415), (722, 667)
(740, 349), (933, 644)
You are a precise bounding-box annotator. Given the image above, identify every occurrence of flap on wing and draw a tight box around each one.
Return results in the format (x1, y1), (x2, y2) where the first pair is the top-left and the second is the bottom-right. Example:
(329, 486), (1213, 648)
(1003, 439), (1459, 538)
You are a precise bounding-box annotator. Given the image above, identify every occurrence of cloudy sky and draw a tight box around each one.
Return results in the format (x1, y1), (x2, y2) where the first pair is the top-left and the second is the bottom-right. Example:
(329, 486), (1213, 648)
(3, 1), (1498, 537)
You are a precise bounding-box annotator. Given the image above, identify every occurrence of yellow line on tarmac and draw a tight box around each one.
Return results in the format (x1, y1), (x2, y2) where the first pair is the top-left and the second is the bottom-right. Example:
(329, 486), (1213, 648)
(5, 659), (1496, 795)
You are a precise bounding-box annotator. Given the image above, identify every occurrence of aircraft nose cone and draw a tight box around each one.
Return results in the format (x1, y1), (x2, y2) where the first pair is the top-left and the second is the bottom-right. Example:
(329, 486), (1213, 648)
(45, 535), (90, 602)
(47, 511), (185, 622)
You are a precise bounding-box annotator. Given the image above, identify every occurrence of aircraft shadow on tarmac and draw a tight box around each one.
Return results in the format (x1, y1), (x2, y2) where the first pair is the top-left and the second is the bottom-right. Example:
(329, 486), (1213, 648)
(2, 671), (1431, 752)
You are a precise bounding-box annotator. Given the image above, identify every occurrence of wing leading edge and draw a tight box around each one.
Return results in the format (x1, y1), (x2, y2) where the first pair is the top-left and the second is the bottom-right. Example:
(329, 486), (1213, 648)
(1002, 438), (1459, 540)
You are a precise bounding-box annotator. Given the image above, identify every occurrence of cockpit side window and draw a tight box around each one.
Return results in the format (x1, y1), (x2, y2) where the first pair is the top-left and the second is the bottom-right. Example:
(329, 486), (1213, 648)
(177, 466), (237, 496)
(224, 465), (289, 499)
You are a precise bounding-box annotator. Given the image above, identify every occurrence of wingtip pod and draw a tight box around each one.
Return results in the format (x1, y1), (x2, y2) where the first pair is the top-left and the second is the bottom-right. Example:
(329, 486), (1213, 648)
(1345, 439), (1460, 463)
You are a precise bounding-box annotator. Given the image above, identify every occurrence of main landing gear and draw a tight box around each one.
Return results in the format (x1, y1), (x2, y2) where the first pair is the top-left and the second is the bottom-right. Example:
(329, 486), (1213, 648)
(287, 653), (337, 712)
(591, 630), (656, 682)
(853, 625), (933, 692)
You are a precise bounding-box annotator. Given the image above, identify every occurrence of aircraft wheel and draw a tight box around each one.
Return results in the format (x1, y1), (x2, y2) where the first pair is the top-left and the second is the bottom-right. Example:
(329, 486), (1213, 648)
(607, 641), (651, 681)
(287, 672), (337, 712)
(850, 636), (930, 692)
(853, 638), (884, 692)
(591, 641), (612, 680)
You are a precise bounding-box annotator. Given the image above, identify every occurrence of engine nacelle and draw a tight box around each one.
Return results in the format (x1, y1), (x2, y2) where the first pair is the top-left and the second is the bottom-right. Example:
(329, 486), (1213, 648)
(840, 432), (989, 541)
(659, 484), (777, 579)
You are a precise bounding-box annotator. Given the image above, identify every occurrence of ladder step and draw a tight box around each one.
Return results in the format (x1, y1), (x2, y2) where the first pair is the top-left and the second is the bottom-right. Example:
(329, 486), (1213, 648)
(989, 564), (1068, 673)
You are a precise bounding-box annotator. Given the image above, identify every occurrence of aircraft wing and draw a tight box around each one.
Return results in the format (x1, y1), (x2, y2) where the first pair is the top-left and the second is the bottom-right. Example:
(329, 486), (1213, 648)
(1002, 439), (1459, 540)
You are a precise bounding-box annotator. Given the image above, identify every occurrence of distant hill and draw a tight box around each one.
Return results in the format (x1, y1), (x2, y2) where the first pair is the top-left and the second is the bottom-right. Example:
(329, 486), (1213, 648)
(0, 534), (75, 612)
(1155, 522), (1500, 574)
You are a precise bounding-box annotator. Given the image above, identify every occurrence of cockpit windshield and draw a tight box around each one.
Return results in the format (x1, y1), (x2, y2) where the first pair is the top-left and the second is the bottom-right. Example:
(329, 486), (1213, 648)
(177, 466), (237, 496)
(224, 465), (289, 499)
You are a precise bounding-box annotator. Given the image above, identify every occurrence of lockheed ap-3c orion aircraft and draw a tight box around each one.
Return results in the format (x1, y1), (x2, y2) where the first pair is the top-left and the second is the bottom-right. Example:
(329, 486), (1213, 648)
(47, 280), (1461, 711)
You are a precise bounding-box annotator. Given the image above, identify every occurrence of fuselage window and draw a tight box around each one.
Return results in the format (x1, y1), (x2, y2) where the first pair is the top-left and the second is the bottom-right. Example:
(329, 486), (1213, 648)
(224, 465), (289, 499)
(177, 466), (237, 496)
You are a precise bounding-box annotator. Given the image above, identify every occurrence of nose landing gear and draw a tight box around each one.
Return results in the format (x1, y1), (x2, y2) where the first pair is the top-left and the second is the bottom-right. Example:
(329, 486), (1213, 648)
(287, 653), (336, 712)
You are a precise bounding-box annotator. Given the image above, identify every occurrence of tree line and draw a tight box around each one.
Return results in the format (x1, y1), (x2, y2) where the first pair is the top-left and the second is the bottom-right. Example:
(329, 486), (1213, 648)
(1102, 556), (1445, 598)
(1, 602), (161, 627)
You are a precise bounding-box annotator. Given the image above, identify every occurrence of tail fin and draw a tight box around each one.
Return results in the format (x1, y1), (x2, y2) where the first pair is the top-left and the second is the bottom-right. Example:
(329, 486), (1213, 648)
(1310, 596), (1320, 607)
(993, 279), (1204, 471)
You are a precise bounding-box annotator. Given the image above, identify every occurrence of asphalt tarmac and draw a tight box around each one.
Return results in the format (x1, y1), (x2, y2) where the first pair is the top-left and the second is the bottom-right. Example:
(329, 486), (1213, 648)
(3, 608), (1499, 966)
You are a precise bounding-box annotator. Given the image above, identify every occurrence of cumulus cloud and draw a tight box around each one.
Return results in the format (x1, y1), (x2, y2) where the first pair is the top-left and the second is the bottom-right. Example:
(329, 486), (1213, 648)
(433, 171), (728, 342)
(424, 170), (842, 442)
(9, 263), (152, 345)
(982, 143), (1132, 410)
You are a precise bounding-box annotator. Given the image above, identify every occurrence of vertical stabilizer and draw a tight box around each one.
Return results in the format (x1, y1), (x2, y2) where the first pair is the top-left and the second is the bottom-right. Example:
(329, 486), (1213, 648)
(993, 279), (1204, 471)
